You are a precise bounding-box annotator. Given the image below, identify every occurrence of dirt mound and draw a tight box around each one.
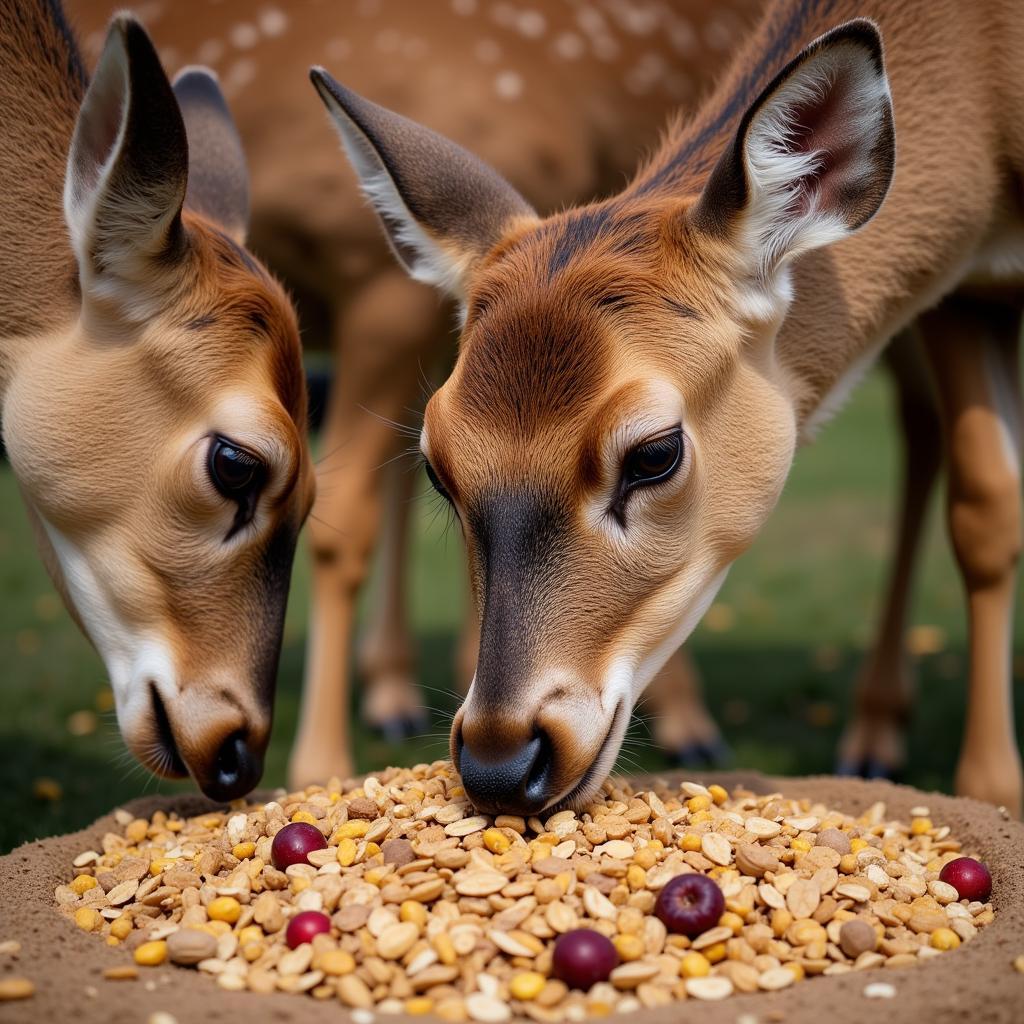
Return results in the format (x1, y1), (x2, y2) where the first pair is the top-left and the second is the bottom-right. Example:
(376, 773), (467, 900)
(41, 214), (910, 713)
(1, 773), (1022, 1023)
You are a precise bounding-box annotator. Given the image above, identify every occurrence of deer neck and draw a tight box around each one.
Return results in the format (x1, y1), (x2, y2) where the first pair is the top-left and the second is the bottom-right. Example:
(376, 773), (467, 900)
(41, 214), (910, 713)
(0, 1), (83, 398)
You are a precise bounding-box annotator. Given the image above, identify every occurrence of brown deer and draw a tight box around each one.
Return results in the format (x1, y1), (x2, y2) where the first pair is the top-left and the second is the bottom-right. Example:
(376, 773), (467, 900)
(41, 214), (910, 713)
(315, 0), (1024, 814)
(1, 1), (314, 800)
(68, 0), (945, 793)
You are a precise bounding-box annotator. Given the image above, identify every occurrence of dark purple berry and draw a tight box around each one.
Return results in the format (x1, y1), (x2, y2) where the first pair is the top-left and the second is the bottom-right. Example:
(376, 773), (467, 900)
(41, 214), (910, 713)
(271, 821), (327, 870)
(551, 929), (619, 989)
(285, 910), (331, 949)
(939, 857), (992, 902)
(654, 873), (725, 937)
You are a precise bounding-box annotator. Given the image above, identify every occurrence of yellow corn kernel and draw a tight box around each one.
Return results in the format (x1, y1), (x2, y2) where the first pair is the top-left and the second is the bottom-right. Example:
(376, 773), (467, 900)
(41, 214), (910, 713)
(839, 854), (858, 874)
(708, 784), (728, 806)
(702, 942), (727, 964)
(364, 866), (388, 886)
(336, 820), (370, 840)
(109, 916), (132, 940)
(406, 788), (424, 804)
(70, 874), (98, 895)
(612, 934), (645, 962)
(232, 842), (256, 860)
(199, 816), (221, 829)
(365, 842), (381, 858)
(318, 949), (356, 976)
(207, 896), (242, 924)
(633, 847), (658, 870)
(405, 998), (434, 1016)
(849, 838), (869, 854)
(510, 971), (547, 1001)
(647, 840), (664, 852)
(911, 817), (933, 836)
(690, 810), (712, 825)
(290, 876), (312, 894)
(149, 858), (175, 876)
(291, 809), (318, 825)
(680, 835), (702, 853)
(105, 936), (120, 947)
(241, 941), (264, 963)
(626, 864), (647, 891)
(679, 952), (711, 978)
(719, 912), (744, 936)
(133, 940), (168, 966)
(237, 925), (263, 947)
(931, 928), (961, 951)
(784, 962), (805, 981)
(433, 932), (457, 965)
(771, 908), (793, 938)
(791, 838), (812, 854)
(125, 819), (149, 844)
(74, 907), (101, 932)
(448, 786), (465, 798)
(687, 795), (711, 813)
(883, 843), (902, 862)
(205, 920), (232, 937)
(336, 838), (358, 867)
(400, 900), (428, 928)
(483, 828), (511, 854)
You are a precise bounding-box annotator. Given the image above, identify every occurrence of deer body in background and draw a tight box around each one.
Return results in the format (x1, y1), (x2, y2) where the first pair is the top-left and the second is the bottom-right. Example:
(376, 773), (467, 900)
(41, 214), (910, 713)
(0, 1), (314, 799)
(318, 0), (1024, 815)
(69, 0), (949, 793)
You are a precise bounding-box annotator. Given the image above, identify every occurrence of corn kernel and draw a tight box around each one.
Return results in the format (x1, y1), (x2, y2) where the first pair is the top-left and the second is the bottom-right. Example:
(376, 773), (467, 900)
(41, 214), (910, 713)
(679, 952), (711, 978)
(931, 928), (961, 951)
(687, 795), (711, 813)
(365, 842), (381, 858)
(405, 998), (434, 1015)
(719, 912), (744, 936)
(509, 971), (546, 1001)
(74, 908), (101, 932)
(133, 940), (167, 966)
(241, 942), (264, 962)
(839, 854), (858, 874)
(626, 865), (647, 891)
(703, 942), (727, 964)
(232, 842), (256, 860)
(400, 900), (428, 927)
(433, 933), (457, 965)
(70, 874), (98, 895)
(483, 829), (511, 854)
(291, 876), (312, 894)
(911, 817), (933, 836)
(784, 962), (805, 981)
(364, 866), (388, 886)
(708, 784), (728, 805)
(690, 810), (712, 825)
(613, 935), (645, 962)
(647, 840), (664, 852)
(105, 936), (119, 947)
(680, 835), (702, 853)
(336, 838), (358, 867)
(109, 916), (132, 940)
(633, 847), (658, 870)
(291, 809), (318, 825)
(771, 908), (792, 937)
(149, 858), (175, 876)
(849, 838), (869, 854)
(125, 820), (149, 844)
(207, 897), (241, 924)
(237, 925), (263, 947)
(790, 838), (811, 853)
(448, 786), (465, 798)
(318, 949), (356, 976)
(336, 820), (370, 840)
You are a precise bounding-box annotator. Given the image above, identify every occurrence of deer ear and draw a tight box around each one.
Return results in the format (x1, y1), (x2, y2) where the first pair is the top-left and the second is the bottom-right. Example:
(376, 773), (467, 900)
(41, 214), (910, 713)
(692, 19), (895, 311)
(65, 16), (190, 321)
(173, 67), (250, 244)
(310, 67), (536, 301)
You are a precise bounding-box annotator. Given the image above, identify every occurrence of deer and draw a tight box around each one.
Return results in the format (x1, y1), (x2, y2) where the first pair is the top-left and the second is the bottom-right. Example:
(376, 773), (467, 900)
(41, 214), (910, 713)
(68, 0), (951, 795)
(0, 1), (314, 801)
(314, 0), (1024, 816)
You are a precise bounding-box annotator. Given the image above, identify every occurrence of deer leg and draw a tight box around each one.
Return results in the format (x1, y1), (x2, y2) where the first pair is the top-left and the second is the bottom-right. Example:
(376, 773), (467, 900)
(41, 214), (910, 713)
(643, 648), (730, 768)
(289, 269), (447, 790)
(921, 295), (1023, 814)
(356, 454), (429, 741)
(837, 333), (941, 779)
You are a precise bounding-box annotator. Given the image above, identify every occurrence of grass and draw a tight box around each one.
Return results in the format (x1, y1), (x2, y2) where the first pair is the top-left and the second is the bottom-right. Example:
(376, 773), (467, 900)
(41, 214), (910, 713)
(1, 367), (1022, 852)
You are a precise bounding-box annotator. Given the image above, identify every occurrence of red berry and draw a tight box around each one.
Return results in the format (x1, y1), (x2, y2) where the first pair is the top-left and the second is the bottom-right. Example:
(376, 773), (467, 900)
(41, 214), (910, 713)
(271, 822), (327, 870)
(939, 857), (992, 902)
(285, 910), (332, 949)
(654, 873), (725, 937)
(551, 929), (619, 989)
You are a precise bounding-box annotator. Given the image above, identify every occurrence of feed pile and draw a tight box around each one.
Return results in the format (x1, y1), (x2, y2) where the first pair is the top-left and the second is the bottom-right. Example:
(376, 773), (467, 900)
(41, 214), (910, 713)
(53, 763), (996, 1020)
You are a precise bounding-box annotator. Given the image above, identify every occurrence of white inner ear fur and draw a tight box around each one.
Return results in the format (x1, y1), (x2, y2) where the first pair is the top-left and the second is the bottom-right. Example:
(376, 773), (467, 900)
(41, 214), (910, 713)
(737, 41), (891, 317)
(318, 92), (470, 301)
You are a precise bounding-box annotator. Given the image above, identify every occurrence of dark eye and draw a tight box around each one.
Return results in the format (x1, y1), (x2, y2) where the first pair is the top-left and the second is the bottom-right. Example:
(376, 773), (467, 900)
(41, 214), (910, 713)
(208, 438), (266, 538)
(423, 458), (452, 503)
(623, 428), (684, 489)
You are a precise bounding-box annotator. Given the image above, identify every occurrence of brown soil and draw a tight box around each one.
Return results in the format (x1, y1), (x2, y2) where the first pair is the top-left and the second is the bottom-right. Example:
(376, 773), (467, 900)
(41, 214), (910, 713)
(1, 772), (1022, 1023)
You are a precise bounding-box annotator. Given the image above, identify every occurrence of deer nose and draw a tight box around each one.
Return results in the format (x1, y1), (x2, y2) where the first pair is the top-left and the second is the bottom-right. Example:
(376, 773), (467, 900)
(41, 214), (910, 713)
(456, 725), (556, 815)
(202, 731), (263, 802)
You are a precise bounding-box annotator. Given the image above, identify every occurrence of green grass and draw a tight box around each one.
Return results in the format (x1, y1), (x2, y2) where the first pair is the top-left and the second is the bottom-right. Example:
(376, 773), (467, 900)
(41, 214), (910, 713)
(1, 368), (1022, 852)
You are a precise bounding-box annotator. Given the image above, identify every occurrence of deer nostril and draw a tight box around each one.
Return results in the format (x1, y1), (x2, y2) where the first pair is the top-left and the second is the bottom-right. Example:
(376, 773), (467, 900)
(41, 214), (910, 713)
(456, 725), (556, 815)
(205, 730), (262, 802)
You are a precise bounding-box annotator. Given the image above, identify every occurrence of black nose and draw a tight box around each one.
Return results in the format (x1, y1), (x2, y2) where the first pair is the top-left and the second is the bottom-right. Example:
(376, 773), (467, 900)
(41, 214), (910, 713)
(202, 731), (263, 802)
(456, 727), (555, 815)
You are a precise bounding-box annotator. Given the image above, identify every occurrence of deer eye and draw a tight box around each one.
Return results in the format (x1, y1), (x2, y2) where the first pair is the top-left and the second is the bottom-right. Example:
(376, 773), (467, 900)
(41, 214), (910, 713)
(208, 437), (266, 538)
(622, 427), (684, 490)
(423, 458), (452, 503)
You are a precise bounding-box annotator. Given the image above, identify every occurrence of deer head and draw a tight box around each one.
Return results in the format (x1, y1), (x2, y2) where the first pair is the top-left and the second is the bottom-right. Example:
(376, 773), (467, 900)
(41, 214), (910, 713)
(313, 19), (894, 814)
(3, 17), (313, 800)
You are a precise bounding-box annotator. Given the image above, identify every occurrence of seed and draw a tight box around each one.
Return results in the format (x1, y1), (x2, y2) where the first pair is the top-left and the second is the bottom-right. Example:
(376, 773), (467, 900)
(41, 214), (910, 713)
(745, 818), (782, 839)
(0, 978), (34, 1001)
(133, 941), (168, 967)
(454, 871), (507, 897)
(679, 952), (711, 978)
(930, 928), (961, 951)
(609, 962), (659, 989)
(338, 974), (375, 1008)
(483, 829), (511, 854)
(509, 971), (546, 1001)
(166, 928), (217, 965)
(583, 887), (618, 921)
(445, 816), (490, 838)
(685, 976), (734, 1000)
(864, 982), (897, 999)
(74, 908), (102, 932)
(785, 879), (821, 920)
(834, 882), (871, 903)
(759, 967), (795, 990)
(735, 844), (779, 878)
(207, 897), (241, 924)
(378, 922), (420, 960)
(466, 993), (511, 1022)
(700, 833), (732, 867)
(839, 919), (877, 958)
